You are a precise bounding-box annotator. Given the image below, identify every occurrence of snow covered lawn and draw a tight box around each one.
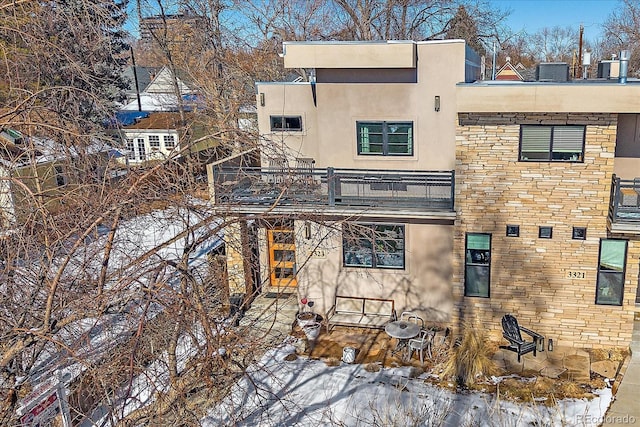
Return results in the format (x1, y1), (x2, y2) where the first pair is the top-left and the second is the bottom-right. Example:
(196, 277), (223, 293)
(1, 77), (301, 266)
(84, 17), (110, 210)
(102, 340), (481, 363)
(204, 342), (613, 427)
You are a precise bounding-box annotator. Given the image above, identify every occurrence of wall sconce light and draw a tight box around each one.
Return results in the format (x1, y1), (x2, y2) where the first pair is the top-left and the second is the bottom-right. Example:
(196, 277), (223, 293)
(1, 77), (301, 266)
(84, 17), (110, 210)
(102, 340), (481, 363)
(305, 221), (311, 239)
(259, 92), (265, 106)
(434, 95), (441, 112)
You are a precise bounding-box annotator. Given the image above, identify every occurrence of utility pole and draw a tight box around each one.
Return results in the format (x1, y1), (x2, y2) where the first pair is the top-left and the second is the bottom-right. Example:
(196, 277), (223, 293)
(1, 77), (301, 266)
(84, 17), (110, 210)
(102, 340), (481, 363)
(577, 24), (584, 79)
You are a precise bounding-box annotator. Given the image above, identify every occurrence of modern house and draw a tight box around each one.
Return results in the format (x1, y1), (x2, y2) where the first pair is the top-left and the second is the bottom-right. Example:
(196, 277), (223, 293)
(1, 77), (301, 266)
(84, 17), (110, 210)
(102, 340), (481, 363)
(209, 40), (640, 350)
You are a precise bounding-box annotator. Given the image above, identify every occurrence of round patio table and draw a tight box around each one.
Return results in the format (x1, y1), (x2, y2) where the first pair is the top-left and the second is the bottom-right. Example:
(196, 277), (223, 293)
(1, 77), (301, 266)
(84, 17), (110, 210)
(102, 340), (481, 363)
(385, 320), (421, 360)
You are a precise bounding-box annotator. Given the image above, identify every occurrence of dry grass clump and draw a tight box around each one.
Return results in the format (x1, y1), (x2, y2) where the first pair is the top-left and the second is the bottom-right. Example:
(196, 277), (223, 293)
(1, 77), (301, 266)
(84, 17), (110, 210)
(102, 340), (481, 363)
(441, 322), (499, 388)
(364, 363), (381, 372)
(496, 376), (598, 405)
(323, 357), (340, 367)
(283, 353), (298, 362)
(588, 347), (629, 363)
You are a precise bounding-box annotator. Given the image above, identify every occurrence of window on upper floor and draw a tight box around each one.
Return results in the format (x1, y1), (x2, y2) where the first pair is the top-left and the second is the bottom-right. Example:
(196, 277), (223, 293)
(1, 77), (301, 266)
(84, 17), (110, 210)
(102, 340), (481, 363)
(519, 125), (585, 162)
(465, 233), (491, 298)
(342, 223), (405, 269)
(270, 115), (302, 131)
(596, 239), (627, 306)
(357, 121), (413, 156)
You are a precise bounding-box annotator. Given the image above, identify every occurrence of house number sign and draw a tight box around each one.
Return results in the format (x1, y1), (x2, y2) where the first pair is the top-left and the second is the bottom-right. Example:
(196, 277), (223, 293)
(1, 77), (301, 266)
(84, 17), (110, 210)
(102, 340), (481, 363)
(567, 270), (586, 279)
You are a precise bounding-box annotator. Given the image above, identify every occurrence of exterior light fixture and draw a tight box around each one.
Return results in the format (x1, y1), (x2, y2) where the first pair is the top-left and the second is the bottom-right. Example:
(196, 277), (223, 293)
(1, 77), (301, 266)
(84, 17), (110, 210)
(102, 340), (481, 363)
(259, 92), (265, 106)
(305, 221), (311, 239)
(434, 95), (441, 112)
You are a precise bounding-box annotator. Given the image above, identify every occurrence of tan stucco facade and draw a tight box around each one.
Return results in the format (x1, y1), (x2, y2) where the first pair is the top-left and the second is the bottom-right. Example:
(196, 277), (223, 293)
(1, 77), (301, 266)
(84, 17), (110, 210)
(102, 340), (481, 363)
(257, 40), (469, 172)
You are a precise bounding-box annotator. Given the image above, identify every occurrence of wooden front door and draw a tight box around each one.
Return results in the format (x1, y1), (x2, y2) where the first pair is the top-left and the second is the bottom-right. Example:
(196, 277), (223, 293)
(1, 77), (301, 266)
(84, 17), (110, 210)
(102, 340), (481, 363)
(267, 222), (298, 288)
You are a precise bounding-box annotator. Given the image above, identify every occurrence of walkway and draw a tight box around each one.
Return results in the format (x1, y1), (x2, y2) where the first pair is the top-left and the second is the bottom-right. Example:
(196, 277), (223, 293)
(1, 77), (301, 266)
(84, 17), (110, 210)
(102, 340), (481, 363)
(604, 319), (640, 426)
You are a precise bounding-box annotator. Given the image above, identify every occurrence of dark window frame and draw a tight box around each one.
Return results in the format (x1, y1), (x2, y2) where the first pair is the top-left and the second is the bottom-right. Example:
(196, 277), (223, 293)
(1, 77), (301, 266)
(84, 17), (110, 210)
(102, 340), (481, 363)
(270, 115), (303, 131)
(54, 165), (67, 187)
(357, 121), (414, 156)
(342, 223), (405, 270)
(519, 124), (586, 162)
(572, 227), (587, 240)
(539, 226), (553, 239)
(464, 233), (491, 298)
(506, 225), (520, 237)
(596, 238), (627, 306)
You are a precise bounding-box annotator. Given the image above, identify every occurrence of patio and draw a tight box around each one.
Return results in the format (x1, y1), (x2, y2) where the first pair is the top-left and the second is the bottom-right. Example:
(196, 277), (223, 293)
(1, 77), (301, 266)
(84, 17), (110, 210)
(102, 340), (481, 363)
(290, 323), (622, 398)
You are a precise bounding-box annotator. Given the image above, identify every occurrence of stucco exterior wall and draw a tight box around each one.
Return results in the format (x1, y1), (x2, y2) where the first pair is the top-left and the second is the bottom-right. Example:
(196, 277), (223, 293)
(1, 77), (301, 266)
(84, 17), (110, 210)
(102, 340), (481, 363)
(256, 40), (467, 172)
(256, 219), (454, 323)
(453, 112), (638, 349)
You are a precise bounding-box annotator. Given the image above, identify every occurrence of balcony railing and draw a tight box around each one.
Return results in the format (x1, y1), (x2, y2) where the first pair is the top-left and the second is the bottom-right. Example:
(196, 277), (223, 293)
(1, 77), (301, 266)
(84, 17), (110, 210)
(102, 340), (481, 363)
(212, 167), (455, 211)
(609, 175), (640, 224)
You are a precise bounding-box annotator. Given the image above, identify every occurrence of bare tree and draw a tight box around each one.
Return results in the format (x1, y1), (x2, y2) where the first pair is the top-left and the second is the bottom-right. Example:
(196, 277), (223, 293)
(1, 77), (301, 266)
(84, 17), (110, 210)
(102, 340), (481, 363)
(601, 0), (640, 76)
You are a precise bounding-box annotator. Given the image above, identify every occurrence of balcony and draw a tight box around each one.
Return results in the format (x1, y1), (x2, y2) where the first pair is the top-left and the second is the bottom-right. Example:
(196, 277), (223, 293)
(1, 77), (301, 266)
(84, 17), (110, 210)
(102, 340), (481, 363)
(211, 166), (455, 218)
(608, 175), (640, 233)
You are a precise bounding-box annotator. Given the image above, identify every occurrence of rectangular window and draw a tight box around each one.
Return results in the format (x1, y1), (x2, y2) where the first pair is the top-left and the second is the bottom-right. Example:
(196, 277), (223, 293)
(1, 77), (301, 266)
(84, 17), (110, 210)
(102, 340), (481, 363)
(538, 226), (553, 239)
(465, 233), (491, 297)
(126, 139), (135, 160)
(137, 138), (146, 161)
(270, 115), (302, 131)
(519, 125), (585, 162)
(149, 135), (160, 151)
(506, 225), (520, 237)
(572, 227), (587, 240)
(596, 239), (627, 306)
(54, 165), (67, 187)
(163, 135), (175, 150)
(343, 223), (405, 269)
(357, 121), (413, 156)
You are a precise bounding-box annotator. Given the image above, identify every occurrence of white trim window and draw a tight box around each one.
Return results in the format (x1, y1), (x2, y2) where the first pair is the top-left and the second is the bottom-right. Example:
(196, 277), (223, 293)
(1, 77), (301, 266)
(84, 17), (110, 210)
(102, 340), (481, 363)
(270, 115), (302, 131)
(149, 135), (160, 151)
(163, 135), (175, 150)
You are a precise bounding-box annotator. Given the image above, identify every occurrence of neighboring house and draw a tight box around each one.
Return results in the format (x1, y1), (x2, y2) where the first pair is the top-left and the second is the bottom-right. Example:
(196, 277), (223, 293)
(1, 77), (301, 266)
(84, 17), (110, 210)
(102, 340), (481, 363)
(495, 58), (526, 81)
(120, 112), (183, 164)
(0, 129), (117, 226)
(209, 40), (640, 350)
(121, 65), (198, 112)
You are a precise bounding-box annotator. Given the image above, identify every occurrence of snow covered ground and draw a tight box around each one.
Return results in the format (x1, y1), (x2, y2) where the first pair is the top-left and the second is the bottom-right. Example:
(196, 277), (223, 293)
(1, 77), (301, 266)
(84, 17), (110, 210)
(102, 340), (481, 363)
(203, 342), (613, 427)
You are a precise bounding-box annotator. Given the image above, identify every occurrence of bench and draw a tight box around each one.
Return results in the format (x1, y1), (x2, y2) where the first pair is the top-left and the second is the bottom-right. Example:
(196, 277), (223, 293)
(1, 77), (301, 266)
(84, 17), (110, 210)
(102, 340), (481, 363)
(325, 296), (396, 333)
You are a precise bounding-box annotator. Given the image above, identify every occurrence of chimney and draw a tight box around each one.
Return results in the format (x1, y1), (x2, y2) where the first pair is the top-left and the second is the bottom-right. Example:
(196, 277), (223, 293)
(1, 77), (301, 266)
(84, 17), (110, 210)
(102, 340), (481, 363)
(619, 50), (630, 84)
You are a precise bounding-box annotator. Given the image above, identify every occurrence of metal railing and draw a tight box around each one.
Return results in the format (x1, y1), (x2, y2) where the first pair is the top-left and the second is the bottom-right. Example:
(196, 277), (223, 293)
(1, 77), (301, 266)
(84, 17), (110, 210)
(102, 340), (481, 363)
(212, 166), (455, 211)
(609, 175), (640, 223)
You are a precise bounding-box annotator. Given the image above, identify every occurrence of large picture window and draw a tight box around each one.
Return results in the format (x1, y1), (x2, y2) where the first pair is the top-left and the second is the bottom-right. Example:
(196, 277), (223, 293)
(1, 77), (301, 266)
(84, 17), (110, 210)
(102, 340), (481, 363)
(270, 115), (302, 131)
(519, 125), (585, 162)
(596, 239), (627, 306)
(343, 223), (405, 269)
(357, 121), (413, 156)
(465, 233), (491, 297)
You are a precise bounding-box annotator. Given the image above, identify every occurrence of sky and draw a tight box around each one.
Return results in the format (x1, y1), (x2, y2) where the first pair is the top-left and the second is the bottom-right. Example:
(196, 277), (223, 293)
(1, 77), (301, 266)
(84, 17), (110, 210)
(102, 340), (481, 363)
(492, 0), (621, 40)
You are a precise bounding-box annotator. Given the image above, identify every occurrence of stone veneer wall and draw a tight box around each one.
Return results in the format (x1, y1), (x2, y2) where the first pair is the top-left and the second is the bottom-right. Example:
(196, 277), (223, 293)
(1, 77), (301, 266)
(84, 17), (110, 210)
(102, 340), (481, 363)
(225, 220), (248, 297)
(453, 112), (639, 349)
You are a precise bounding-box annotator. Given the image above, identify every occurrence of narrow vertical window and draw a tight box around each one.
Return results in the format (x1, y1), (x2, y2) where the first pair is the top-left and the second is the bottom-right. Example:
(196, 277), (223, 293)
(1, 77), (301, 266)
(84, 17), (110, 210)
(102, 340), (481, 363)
(596, 239), (627, 306)
(465, 233), (491, 297)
